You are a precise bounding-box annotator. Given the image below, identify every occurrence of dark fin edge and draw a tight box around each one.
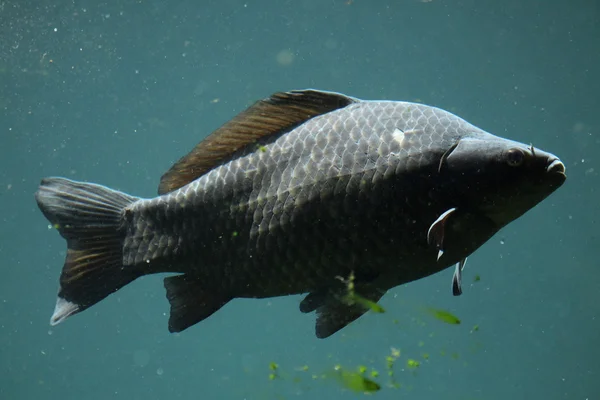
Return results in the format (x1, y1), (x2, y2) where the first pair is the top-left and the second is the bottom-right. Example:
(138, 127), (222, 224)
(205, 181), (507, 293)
(35, 177), (140, 325)
(157, 89), (359, 195)
(164, 274), (231, 333)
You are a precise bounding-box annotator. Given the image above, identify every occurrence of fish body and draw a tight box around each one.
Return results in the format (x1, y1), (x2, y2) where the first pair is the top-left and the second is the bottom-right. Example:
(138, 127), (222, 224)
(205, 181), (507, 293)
(35, 90), (566, 338)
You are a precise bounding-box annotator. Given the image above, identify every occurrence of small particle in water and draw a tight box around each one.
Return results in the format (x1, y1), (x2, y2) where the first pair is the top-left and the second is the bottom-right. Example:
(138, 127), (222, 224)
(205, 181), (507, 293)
(47, 330), (53, 335)
(500, 239), (505, 245)
(275, 49), (294, 66)
(156, 368), (164, 375)
(324, 38), (338, 50)
(133, 349), (150, 367)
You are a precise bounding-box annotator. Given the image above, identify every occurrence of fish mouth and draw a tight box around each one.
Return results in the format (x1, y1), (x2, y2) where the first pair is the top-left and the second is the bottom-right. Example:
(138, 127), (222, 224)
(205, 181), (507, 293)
(546, 158), (567, 184)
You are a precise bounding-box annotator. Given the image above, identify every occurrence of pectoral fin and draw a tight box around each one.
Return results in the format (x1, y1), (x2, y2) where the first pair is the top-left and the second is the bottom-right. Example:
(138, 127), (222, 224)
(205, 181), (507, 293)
(300, 291), (327, 313)
(312, 287), (386, 339)
(427, 207), (457, 261)
(300, 270), (380, 314)
(451, 258), (467, 296)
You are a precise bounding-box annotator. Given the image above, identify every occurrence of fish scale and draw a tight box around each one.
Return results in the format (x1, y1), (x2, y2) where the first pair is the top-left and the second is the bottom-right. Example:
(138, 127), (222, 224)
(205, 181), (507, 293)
(128, 102), (531, 292)
(159, 109), (394, 244)
(35, 89), (565, 338)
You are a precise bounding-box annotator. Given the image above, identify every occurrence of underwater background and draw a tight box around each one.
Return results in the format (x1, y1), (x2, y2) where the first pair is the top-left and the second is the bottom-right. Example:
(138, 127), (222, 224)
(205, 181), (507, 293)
(1, 0), (598, 398)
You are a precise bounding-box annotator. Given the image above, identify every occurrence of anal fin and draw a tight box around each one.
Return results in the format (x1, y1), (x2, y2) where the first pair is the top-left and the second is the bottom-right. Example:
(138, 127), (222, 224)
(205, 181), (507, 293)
(164, 274), (231, 333)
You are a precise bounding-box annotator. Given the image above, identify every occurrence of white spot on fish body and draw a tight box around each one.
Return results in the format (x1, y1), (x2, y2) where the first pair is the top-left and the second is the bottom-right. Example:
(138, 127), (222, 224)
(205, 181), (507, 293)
(392, 128), (420, 148)
(393, 128), (405, 145)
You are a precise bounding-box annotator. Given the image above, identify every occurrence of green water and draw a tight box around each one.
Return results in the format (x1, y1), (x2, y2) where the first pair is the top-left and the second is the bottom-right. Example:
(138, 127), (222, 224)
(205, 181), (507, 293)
(1, 0), (598, 398)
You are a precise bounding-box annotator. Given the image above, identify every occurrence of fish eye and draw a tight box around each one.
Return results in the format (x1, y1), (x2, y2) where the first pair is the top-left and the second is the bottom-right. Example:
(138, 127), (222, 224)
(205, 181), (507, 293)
(506, 148), (525, 167)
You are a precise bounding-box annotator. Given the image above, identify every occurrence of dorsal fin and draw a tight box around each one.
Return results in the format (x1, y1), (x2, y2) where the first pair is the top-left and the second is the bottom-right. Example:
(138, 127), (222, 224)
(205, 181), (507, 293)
(158, 89), (359, 194)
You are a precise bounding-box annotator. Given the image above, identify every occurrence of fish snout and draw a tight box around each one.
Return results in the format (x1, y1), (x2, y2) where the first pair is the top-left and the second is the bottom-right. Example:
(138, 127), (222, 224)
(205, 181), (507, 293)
(546, 157), (566, 175)
(545, 156), (567, 188)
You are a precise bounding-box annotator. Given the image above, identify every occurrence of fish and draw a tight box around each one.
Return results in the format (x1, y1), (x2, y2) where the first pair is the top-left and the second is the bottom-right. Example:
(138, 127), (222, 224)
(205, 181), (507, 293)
(34, 89), (566, 339)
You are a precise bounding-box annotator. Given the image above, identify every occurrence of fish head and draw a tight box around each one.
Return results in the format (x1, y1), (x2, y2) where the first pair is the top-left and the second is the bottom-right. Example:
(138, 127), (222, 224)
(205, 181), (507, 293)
(442, 133), (566, 229)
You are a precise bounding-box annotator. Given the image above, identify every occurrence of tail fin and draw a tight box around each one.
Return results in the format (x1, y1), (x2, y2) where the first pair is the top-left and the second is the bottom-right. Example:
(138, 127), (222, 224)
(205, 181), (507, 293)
(35, 177), (141, 326)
